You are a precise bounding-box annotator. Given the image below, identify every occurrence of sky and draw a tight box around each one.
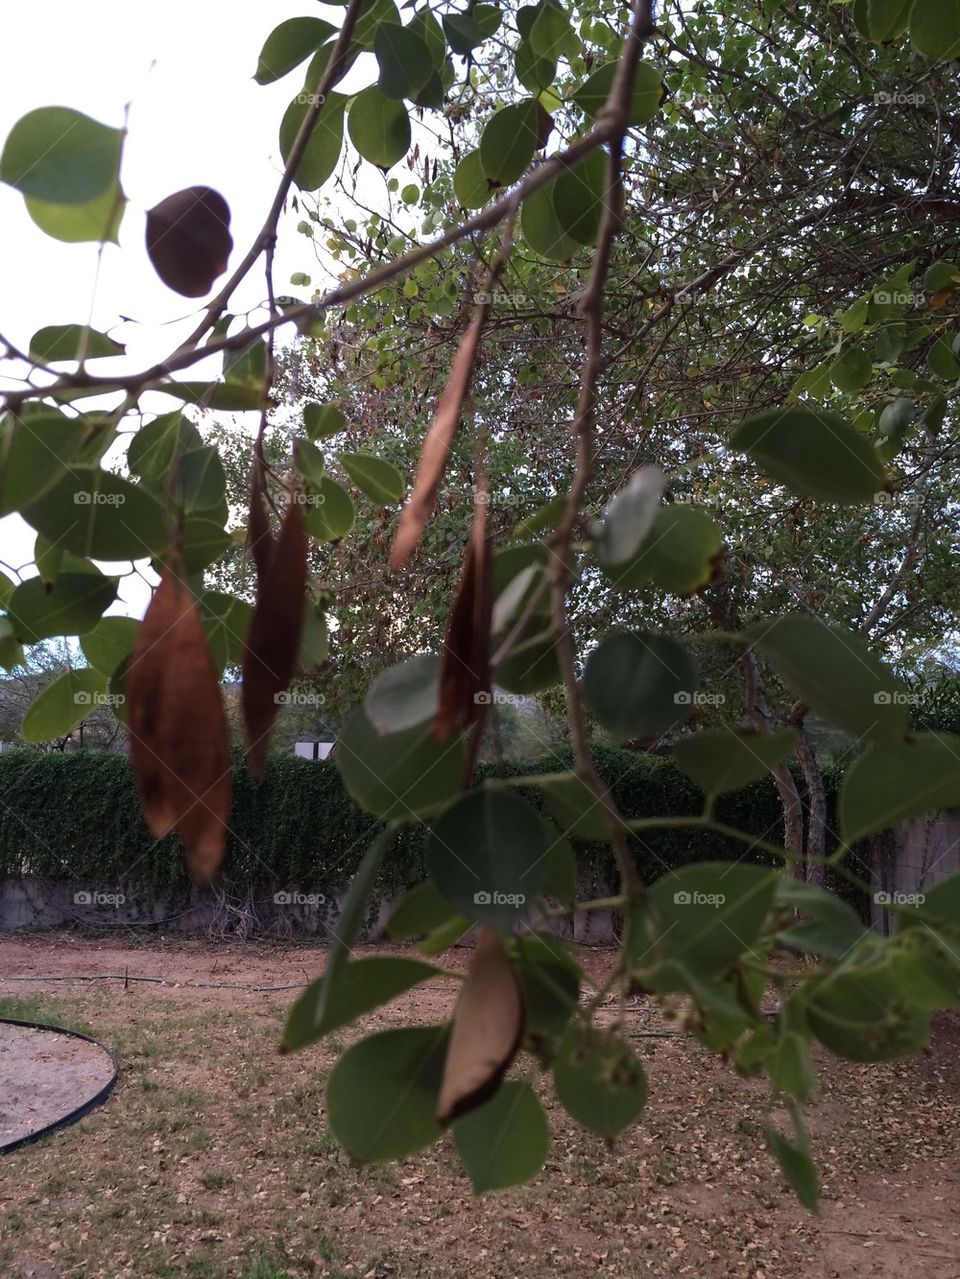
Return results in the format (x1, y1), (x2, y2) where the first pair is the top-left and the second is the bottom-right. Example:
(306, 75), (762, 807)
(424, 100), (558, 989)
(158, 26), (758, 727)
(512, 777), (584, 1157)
(0, 0), (379, 618)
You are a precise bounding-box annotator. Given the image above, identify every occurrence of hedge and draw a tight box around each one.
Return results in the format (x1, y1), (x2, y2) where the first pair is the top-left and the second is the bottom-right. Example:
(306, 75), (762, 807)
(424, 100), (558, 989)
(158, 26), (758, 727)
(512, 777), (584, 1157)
(0, 746), (856, 912)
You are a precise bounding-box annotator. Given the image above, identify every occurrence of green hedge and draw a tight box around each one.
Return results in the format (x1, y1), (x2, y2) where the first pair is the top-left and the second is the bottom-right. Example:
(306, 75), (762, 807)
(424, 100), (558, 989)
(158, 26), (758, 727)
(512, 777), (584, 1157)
(0, 746), (853, 910)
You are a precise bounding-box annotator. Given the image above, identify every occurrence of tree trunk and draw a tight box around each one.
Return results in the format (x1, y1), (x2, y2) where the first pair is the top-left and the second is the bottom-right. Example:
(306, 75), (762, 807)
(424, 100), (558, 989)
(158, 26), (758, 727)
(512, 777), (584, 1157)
(795, 728), (826, 886)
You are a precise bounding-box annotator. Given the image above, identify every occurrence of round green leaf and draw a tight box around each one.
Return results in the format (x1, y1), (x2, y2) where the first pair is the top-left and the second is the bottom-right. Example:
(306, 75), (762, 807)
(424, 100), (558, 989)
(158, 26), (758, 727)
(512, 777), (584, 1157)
(552, 148), (606, 246)
(583, 631), (697, 743)
(254, 17), (336, 84)
(0, 407), (94, 517)
(729, 407), (886, 503)
(29, 325), (124, 363)
(673, 728), (799, 798)
(7, 572), (117, 643)
(910, 0), (960, 59)
(452, 1081), (549, 1193)
(25, 183), (125, 243)
(427, 783), (549, 930)
(21, 667), (108, 743)
(339, 452), (405, 504)
(375, 23), (432, 99)
(305, 402), (347, 439)
(1, 107), (123, 204)
(573, 61), (664, 125)
(22, 467), (167, 561)
(553, 1027), (648, 1138)
(807, 956), (928, 1061)
(748, 615), (908, 746)
(604, 505), (723, 594)
(336, 708), (465, 820)
(480, 100), (540, 186)
(521, 179), (581, 261)
(79, 616), (139, 676)
(279, 93), (346, 192)
(283, 957), (439, 1051)
(840, 733), (960, 845)
(327, 1025), (449, 1161)
(453, 150), (492, 209)
(347, 86), (411, 170)
(198, 591), (254, 675)
(302, 476), (356, 542)
(366, 653), (441, 734)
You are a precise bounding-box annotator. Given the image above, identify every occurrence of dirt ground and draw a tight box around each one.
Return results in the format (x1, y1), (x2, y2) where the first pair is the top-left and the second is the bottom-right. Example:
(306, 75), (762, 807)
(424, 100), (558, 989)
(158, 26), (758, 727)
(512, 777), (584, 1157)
(0, 934), (958, 1279)
(0, 1021), (115, 1148)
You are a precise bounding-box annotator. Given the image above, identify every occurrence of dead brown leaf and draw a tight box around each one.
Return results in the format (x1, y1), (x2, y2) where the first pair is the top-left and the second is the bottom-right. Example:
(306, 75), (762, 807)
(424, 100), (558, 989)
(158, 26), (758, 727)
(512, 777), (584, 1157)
(128, 570), (231, 882)
(436, 928), (524, 1124)
(435, 476), (491, 743)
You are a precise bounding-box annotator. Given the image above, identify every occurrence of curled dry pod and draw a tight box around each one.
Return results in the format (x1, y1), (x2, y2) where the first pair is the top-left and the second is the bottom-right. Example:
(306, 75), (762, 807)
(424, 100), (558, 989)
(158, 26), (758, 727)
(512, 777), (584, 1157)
(127, 570), (231, 883)
(145, 186), (233, 298)
(242, 488), (308, 775)
(436, 928), (524, 1124)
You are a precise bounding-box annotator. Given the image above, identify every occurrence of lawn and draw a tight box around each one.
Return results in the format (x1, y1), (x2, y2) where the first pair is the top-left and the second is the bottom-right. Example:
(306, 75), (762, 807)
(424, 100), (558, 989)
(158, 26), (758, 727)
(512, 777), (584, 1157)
(0, 935), (958, 1278)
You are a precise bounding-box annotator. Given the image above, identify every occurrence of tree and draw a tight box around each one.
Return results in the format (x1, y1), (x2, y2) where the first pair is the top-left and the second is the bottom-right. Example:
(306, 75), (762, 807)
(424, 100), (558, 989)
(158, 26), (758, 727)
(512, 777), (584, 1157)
(1, 0), (959, 1208)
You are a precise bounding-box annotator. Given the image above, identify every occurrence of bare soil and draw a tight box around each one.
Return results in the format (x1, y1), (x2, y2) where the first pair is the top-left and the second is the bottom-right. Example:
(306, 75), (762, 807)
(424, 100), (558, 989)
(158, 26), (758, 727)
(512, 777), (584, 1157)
(0, 934), (957, 1279)
(0, 1022), (115, 1149)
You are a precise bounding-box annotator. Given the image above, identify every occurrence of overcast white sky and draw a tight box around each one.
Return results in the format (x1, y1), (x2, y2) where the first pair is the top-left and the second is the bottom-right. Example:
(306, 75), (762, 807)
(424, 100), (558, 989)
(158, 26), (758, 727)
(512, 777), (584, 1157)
(0, 1), (380, 617)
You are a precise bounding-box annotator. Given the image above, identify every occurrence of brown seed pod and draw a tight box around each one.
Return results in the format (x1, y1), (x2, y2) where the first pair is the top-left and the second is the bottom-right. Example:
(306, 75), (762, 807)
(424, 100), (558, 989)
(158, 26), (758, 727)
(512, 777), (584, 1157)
(145, 186), (233, 298)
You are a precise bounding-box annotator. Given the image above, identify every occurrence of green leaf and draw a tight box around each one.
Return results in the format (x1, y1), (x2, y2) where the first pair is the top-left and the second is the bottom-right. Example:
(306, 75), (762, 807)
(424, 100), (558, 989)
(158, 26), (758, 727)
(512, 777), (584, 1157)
(29, 325), (124, 363)
(443, 11), (486, 53)
(521, 178), (582, 261)
(603, 505), (723, 594)
(79, 616), (139, 676)
(510, 935), (580, 1042)
(25, 183), (124, 244)
(480, 100), (540, 186)
(583, 631), (697, 743)
(573, 61), (664, 125)
(127, 411), (202, 482)
(283, 956), (437, 1051)
(375, 23), (432, 99)
(594, 465), (664, 568)
(673, 728), (799, 798)
(747, 615), (908, 745)
(279, 93), (346, 192)
(352, 0), (402, 50)
(515, 37), (557, 91)
(840, 734), (960, 844)
(254, 17), (336, 84)
(366, 654), (441, 734)
(552, 148), (606, 245)
(0, 407), (97, 517)
(302, 475), (356, 541)
(294, 439), (326, 489)
(7, 571), (117, 642)
(453, 150), (492, 210)
(452, 1081), (548, 1193)
(22, 467), (167, 561)
(513, 496), (567, 539)
(304, 402), (347, 439)
(180, 519), (231, 574)
(730, 407), (886, 503)
(1, 107), (123, 204)
(924, 259), (960, 291)
(807, 950), (929, 1061)
(327, 1025), (448, 1161)
(198, 591), (254, 675)
(387, 879), (458, 941)
(347, 86), (411, 170)
(336, 709), (465, 820)
(223, 336), (268, 391)
(0, 618), (24, 672)
(426, 783), (549, 930)
(21, 667), (108, 742)
(409, 9), (446, 67)
(910, 0), (960, 59)
(926, 334), (960, 380)
(0, 572), (14, 608)
(519, 771), (612, 840)
(763, 1121), (819, 1213)
(339, 452), (405, 504)
(867, 0), (912, 40)
(830, 346), (873, 393)
(637, 862), (779, 976)
(774, 879), (868, 960)
(157, 381), (264, 411)
(553, 1026), (648, 1138)
(529, 2), (575, 59)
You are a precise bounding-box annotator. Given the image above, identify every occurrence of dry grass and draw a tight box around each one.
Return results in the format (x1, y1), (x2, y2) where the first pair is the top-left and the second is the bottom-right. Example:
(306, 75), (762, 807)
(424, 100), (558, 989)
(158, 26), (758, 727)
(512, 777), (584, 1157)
(0, 936), (958, 1279)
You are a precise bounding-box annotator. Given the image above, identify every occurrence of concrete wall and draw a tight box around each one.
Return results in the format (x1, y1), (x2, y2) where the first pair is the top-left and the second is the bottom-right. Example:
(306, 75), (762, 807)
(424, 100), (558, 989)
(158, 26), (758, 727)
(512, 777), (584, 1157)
(870, 813), (960, 935)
